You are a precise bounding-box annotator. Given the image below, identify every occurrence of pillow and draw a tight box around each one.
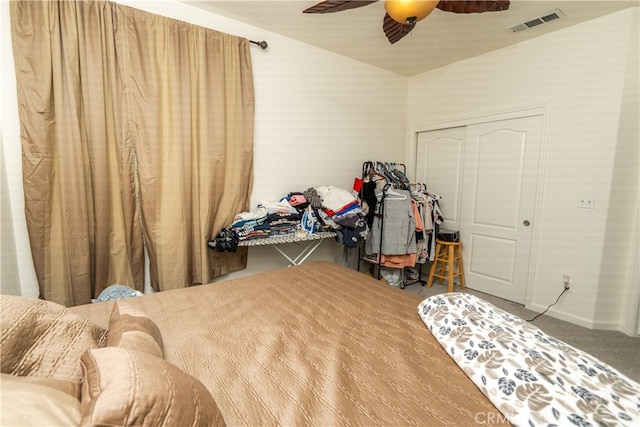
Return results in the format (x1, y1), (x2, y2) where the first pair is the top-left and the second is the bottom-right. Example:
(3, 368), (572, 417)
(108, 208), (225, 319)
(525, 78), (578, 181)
(80, 347), (226, 426)
(1, 374), (81, 399)
(0, 373), (81, 426)
(0, 295), (108, 382)
(107, 302), (164, 358)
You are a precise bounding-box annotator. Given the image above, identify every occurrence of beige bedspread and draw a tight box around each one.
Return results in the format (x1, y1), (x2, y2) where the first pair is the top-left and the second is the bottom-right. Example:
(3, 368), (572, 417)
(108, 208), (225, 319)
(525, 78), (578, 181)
(71, 261), (506, 426)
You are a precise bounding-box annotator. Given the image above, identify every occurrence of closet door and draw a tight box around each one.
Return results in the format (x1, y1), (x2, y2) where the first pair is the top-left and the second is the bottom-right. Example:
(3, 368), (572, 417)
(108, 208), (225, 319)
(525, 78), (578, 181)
(415, 127), (466, 231)
(460, 115), (543, 304)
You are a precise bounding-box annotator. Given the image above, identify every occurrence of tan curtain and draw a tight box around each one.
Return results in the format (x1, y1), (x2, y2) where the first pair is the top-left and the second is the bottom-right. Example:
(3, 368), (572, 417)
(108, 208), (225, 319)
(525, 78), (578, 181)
(121, 6), (254, 291)
(10, 1), (144, 306)
(10, 0), (254, 304)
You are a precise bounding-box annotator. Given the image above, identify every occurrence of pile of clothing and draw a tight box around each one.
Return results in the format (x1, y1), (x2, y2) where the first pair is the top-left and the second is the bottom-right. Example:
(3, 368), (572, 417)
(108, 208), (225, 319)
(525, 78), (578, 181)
(230, 201), (303, 241)
(314, 186), (368, 248)
(211, 186), (369, 252)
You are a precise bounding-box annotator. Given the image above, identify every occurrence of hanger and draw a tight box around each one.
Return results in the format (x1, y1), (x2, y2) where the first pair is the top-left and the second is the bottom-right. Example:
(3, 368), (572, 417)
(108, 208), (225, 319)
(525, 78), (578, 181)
(384, 186), (407, 200)
(371, 163), (388, 183)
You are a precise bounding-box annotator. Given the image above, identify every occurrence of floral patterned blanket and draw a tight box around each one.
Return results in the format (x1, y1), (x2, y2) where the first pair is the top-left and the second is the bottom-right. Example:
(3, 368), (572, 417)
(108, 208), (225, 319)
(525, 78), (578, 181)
(418, 293), (639, 427)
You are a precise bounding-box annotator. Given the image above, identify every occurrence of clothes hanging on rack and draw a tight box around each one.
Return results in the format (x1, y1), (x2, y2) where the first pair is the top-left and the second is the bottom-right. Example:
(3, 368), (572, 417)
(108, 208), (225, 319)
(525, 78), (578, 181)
(360, 162), (446, 287)
(361, 161), (410, 191)
(365, 187), (416, 262)
(361, 180), (378, 228)
(411, 186), (443, 263)
(361, 161), (410, 226)
(361, 162), (417, 274)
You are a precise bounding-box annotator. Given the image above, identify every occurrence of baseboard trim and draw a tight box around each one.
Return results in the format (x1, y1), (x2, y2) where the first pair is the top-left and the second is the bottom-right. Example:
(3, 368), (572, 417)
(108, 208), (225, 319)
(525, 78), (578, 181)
(526, 303), (595, 330)
(526, 303), (638, 336)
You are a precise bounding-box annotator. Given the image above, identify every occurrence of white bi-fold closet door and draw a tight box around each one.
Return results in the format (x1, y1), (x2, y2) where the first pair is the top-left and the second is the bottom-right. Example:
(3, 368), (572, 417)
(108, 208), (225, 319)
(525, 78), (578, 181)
(416, 115), (543, 304)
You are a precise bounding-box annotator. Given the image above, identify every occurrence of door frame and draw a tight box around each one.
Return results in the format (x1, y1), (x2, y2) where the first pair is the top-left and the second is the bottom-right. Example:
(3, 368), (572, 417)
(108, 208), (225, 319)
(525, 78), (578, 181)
(408, 103), (551, 308)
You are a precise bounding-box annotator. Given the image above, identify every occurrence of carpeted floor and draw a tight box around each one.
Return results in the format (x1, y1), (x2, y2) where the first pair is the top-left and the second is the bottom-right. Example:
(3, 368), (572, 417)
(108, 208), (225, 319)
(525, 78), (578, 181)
(402, 280), (640, 383)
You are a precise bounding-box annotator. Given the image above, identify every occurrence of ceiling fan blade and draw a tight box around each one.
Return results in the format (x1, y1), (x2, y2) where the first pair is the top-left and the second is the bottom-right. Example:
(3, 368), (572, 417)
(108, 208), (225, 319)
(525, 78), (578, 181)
(436, 1), (510, 13)
(303, 0), (378, 14)
(383, 13), (415, 44)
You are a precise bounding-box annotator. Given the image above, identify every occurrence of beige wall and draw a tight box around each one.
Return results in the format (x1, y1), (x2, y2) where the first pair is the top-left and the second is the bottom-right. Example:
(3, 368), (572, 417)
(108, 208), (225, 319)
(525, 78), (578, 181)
(406, 7), (639, 334)
(1, 127), (21, 296)
(596, 12), (640, 335)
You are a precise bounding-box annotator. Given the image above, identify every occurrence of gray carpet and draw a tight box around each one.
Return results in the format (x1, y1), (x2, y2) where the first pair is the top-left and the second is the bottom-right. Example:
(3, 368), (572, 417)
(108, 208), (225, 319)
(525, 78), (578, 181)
(402, 280), (640, 383)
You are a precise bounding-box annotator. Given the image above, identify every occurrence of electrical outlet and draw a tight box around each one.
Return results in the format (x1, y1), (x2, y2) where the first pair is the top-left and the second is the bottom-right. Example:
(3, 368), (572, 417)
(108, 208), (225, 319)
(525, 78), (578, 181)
(563, 274), (571, 290)
(577, 196), (595, 209)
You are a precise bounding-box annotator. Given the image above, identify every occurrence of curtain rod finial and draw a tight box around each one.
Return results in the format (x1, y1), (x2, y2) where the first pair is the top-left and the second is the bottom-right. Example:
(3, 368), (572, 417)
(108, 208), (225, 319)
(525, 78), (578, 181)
(250, 40), (268, 50)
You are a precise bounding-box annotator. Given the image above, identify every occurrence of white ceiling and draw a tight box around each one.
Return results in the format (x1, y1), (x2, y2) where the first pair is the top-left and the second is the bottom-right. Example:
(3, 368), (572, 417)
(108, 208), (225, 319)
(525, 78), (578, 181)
(184, 0), (638, 76)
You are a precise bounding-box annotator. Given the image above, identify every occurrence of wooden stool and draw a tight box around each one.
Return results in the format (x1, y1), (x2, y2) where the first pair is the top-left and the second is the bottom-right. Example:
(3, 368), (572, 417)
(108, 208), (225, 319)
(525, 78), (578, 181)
(426, 240), (466, 293)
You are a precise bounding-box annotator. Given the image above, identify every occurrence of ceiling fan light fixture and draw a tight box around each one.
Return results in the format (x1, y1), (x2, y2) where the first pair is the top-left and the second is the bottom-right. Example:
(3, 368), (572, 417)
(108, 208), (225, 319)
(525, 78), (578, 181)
(384, 0), (439, 25)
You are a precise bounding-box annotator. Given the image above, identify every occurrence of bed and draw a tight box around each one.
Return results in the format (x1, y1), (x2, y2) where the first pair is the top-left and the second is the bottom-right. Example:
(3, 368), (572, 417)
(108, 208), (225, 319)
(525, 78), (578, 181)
(2, 261), (638, 426)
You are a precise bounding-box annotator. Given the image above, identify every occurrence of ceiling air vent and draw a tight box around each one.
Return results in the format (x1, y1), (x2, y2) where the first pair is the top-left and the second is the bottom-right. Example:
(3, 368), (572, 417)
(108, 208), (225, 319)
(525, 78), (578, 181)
(509, 9), (564, 33)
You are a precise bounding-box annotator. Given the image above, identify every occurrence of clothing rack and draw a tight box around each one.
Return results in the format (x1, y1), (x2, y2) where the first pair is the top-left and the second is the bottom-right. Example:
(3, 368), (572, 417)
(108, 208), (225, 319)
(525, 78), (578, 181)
(359, 163), (443, 288)
(359, 161), (410, 286)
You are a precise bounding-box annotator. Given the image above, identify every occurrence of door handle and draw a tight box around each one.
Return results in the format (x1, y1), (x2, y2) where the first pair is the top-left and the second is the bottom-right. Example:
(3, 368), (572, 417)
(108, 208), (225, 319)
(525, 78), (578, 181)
(523, 220), (531, 227)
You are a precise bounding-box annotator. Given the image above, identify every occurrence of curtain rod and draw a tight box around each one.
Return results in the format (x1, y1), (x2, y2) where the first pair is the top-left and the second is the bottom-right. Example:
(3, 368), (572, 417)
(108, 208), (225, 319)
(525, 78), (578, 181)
(250, 40), (268, 50)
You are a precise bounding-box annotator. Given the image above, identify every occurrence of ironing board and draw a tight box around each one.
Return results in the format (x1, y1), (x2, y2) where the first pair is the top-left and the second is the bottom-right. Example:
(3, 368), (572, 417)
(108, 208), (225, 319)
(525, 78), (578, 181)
(237, 232), (337, 266)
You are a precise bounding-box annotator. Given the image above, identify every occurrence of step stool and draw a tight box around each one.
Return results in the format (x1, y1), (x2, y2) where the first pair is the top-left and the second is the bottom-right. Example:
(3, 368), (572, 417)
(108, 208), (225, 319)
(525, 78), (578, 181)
(426, 240), (466, 293)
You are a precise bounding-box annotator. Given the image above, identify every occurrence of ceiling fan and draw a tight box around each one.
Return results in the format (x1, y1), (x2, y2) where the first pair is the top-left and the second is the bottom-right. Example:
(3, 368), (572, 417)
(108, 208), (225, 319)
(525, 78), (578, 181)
(303, 0), (511, 44)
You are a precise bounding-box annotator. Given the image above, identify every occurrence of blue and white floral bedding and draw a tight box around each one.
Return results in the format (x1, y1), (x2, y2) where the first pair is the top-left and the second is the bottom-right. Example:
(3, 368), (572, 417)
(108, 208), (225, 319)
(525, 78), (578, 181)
(418, 293), (639, 427)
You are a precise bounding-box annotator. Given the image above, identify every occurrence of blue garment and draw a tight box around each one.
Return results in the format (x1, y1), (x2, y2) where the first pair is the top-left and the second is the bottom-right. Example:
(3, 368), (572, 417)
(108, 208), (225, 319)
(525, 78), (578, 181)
(301, 206), (318, 234)
(93, 284), (142, 302)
